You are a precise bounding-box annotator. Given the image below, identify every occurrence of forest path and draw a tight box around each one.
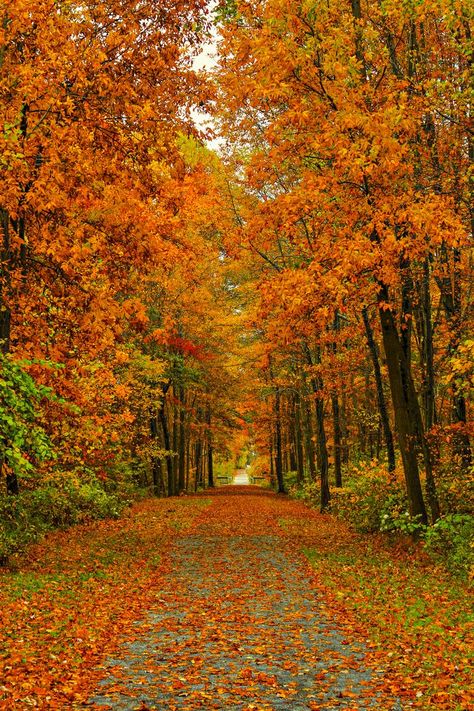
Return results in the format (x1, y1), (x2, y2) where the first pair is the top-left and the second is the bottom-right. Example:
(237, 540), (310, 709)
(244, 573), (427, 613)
(89, 488), (399, 710)
(232, 468), (250, 485)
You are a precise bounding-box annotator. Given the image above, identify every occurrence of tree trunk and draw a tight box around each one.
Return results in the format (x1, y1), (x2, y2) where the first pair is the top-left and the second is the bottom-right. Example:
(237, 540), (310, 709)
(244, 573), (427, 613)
(331, 312), (342, 486)
(436, 246), (472, 469)
(378, 302), (428, 524)
(172, 393), (178, 489)
(289, 399), (298, 473)
(294, 393), (305, 484)
(274, 386), (285, 493)
(315, 396), (330, 511)
(304, 345), (330, 511)
(302, 390), (317, 481)
(341, 390), (349, 464)
(269, 435), (275, 488)
(159, 405), (174, 496)
(149, 415), (163, 496)
(194, 440), (201, 491)
(207, 407), (214, 488)
(178, 387), (186, 492)
(332, 393), (342, 487)
(362, 306), (396, 473)
(420, 259), (436, 432)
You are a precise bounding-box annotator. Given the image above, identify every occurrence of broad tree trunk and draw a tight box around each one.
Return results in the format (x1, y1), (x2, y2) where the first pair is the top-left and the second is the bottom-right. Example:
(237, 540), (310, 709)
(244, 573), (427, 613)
(378, 302), (428, 524)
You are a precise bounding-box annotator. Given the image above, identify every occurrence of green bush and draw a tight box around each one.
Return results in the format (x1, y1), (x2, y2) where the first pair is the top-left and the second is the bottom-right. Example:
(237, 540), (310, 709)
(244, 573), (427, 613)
(435, 464), (474, 516)
(423, 514), (474, 579)
(0, 477), (126, 562)
(379, 489), (426, 537)
(287, 474), (319, 503)
(284, 470), (299, 491)
(0, 494), (43, 562)
(329, 464), (405, 533)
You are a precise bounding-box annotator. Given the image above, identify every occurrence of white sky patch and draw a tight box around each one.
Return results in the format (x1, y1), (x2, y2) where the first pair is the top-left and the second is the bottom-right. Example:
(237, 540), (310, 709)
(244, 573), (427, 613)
(191, 2), (223, 152)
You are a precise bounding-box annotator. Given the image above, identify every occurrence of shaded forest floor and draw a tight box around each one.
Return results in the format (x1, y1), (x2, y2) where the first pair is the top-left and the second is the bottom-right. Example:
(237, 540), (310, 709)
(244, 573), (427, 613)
(0, 488), (471, 710)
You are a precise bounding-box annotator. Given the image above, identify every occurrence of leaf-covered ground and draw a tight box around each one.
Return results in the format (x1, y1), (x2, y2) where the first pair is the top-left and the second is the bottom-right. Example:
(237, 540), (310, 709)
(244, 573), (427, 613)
(0, 488), (471, 710)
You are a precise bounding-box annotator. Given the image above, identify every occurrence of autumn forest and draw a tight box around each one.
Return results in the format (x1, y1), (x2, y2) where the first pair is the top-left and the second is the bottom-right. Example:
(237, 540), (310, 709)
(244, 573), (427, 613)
(0, 0), (473, 708)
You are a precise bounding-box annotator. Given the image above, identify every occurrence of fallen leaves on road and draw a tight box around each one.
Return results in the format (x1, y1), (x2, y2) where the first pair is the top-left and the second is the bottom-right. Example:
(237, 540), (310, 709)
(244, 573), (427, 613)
(0, 488), (472, 710)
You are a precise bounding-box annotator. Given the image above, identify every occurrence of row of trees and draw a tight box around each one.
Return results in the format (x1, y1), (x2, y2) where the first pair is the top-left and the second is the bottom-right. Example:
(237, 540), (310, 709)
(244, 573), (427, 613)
(1, 0), (472, 543)
(0, 0), (242, 523)
(215, 0), (473, 522)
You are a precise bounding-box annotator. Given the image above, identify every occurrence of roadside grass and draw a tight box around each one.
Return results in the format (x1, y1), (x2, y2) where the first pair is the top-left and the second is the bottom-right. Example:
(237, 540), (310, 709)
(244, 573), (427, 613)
(279, 514), (473, 710)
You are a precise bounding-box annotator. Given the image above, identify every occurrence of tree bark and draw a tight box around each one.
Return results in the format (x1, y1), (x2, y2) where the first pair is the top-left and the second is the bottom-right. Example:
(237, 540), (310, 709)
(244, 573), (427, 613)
(331, 312), (342, 487)
(378, 302), (428, 524)
(362, 306), (396, 473)
(159, 405), (174, 496)
(436, 246), (472, 469)
(289, 398), (298, 473)
(274, 385), (285, 493)
(194, 439), (202, 492)
(340, 390), (349, 464)
(207, 407), (214, 488)
(269, 435), (275, 488)
(332, 393), (342, 487)
(178, 387), (186, 492)
(294, 393), (305, 484)
(149, 415), (163, 496)
(304, 344), (330, 511)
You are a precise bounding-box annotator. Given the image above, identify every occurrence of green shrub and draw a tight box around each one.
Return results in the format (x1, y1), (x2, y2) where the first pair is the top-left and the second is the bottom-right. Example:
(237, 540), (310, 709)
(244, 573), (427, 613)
(379, 489), (426, 537)
(0, 476), (126, 562)
(435, 464), (474, 516)
(287, 475), (319, 503)
(423, 514), (474, 579)
(284, 470), (299, 491)
(329, 463), (404, 533)
(74, 481), (124, 519)
(0, 494), (43, 562)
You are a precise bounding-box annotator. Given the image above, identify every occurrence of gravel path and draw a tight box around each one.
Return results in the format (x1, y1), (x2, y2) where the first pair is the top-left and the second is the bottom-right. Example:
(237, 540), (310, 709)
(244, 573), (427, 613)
(89, 489), (401, 710)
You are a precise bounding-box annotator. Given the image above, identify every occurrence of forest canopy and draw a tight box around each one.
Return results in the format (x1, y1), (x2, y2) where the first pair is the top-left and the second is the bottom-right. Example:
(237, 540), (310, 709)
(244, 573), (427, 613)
(0, 0), (472, 576)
